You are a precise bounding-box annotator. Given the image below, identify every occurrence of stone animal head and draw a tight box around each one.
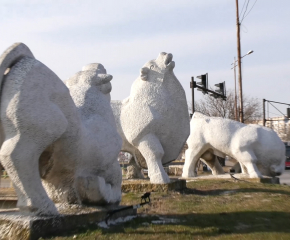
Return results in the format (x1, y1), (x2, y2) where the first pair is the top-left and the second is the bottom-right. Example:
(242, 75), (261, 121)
(257, 159), (285, 177)
(66, 63), (112, 95)
(257, 156), (286, 177)
(139, 52), (175, 82)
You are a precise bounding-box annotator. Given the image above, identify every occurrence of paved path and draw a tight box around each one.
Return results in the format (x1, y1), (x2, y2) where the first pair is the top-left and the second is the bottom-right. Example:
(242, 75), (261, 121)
(280, 169), (290, 185)
(0, 178), (12, 188)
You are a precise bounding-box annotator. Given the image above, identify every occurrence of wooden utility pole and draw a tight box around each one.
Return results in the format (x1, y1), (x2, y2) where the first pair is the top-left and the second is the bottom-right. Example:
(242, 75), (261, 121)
(236, 0), (244, 123)
(233, 57), (238, 121)
(190, 77), (195, 116)
(262, 99), (266, 126)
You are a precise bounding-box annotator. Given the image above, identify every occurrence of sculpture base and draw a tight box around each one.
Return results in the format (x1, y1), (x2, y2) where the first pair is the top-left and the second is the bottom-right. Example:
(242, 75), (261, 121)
(0, 204), (136, 240)
(180, 173), (280, 184)
(121, 178), (186, 193)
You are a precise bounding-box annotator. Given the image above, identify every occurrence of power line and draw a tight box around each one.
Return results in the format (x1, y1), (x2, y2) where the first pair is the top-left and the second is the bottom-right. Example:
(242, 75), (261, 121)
(268, 111), (284, 117)
(243, 0), (258, 20)
(239, 0), (247, 16)
(241, 24), (248, 33)
(240, 0), (250, 24)
(268, 102), (287, 117)
(240, 0), (258, 24)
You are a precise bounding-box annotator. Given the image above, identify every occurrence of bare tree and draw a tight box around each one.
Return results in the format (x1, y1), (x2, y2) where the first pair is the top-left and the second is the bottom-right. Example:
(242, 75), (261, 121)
(189, 89), (262, 123)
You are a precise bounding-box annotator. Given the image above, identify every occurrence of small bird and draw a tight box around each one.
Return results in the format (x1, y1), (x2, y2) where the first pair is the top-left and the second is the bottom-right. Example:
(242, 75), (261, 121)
(141, 192), (151, 203)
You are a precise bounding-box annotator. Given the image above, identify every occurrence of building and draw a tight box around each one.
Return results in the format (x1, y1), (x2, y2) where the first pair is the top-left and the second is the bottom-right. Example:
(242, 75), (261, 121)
(256, 117), (290, 142)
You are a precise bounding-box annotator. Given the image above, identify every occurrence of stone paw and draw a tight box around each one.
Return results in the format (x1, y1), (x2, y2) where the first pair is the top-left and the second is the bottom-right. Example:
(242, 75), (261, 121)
(17, 198), (59, 216)
(149, 171), (170, 184)
(249, 171), (262, 179)
(182, 171), (197, 178)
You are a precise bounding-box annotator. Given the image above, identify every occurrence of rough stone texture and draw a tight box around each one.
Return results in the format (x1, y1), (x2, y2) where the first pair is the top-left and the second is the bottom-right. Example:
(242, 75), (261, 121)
(0, 43), (122, 216)
(112, 52), (190, 184)
(199, 150), (225, 175)
(0, 205), (136, 240)
(126, 156), (145, 179)
(121, 179), (186, 193)
(168, 165), (184, 176)
(182, 113), (286, 179)
(231, 162), (242, 173)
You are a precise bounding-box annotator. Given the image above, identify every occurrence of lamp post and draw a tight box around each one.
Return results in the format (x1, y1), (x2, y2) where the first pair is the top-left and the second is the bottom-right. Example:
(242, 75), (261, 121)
(231, 50), (254, 122)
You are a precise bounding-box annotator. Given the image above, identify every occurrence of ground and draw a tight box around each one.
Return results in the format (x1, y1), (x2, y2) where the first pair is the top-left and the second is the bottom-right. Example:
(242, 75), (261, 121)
(43, 178), (290, 240)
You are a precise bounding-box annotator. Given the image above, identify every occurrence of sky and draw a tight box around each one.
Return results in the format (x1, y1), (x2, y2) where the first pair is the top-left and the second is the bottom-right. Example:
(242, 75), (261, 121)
(0, 0), (289, 118)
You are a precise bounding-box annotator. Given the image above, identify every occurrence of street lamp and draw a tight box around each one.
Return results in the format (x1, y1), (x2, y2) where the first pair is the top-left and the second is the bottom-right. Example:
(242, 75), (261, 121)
(231, 50), (254, 122)
(231, 50), (254, 66)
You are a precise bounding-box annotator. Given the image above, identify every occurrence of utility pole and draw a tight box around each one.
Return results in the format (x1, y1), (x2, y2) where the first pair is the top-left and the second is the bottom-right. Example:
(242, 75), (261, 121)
(263, 99), (266, 126)
(190, 77), (195, 116)
(236, 0), (244, 123)
(233, 57), (238, 121)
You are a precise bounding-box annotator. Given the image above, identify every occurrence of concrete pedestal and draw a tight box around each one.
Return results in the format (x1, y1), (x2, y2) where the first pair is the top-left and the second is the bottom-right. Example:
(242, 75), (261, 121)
(122, 178), (186, 193)
(0, 204), (136, 240)
(180, 173), (280, 184)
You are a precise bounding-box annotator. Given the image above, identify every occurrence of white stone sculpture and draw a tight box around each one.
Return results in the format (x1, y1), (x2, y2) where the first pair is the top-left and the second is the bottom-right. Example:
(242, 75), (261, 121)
(182, 112), (286, 178)
(112, 52), (190, 184)
(0, 43), (122, 216)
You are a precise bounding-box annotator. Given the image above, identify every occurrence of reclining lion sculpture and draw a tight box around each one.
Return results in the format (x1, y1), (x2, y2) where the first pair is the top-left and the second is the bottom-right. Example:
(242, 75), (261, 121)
(112, 52), (190, 184)
(0, 43), (122, 216)
(182, 112), (285, 178)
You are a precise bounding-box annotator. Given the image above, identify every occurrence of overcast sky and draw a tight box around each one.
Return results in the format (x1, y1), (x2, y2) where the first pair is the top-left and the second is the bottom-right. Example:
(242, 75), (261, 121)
(0, 0), (289, 118)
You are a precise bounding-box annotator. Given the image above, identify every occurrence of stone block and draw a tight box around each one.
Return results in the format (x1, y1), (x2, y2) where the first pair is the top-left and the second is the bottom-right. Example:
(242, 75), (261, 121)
(121, 179), (186, 193)
(180, 173), (280, 184)
(0, 205), (136, 240)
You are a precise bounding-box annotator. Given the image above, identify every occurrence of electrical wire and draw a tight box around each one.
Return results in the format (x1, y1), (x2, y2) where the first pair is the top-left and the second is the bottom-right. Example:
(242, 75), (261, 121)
(241, 24), (248, 33)
(268, 111), (284, 117)
(241, 0), (258, 22)
(240, 0), (250, 24)
(239, 0), (247, 16)
(268, 102), (286, 117)
(240, 0), (258, 24)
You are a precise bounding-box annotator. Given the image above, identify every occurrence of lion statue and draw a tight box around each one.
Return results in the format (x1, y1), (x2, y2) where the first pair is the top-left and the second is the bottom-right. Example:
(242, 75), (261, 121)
(182, 112), (285, 178)
(0, 43), (122, 216)
(111, 52), (190, 184)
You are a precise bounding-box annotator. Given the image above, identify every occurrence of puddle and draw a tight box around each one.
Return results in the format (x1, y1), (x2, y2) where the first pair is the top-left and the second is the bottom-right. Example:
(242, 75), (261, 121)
(151, 217), (184, 225)
(220, 190), (237, 195)
(98, 215), (137, 228)
(243, 195), (252, 198)
(235, 222), (250, 230)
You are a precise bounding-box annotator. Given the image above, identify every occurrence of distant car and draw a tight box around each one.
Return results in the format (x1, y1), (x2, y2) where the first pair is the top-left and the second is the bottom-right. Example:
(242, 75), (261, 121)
(285, 143), (290, 169)
(286, 156), (290, 169)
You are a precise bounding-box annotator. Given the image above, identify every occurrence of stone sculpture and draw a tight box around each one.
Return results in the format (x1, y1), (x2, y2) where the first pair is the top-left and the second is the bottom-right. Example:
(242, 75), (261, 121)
(126, 156), (145, 179)
(112, 52), (190, 184)
(182, 112), (286, 178)
(0, 43), (122, 216)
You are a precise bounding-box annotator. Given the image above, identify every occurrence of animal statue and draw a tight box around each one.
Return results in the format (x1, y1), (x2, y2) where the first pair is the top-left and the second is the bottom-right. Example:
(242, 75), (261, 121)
(0, 43), (122, 216)
(182, 112), (286, 178)
(112, 52), (190, 184)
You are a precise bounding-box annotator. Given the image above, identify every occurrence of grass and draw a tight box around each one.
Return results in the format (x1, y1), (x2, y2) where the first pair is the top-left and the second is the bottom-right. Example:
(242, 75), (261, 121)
(41, 179), (290, 239)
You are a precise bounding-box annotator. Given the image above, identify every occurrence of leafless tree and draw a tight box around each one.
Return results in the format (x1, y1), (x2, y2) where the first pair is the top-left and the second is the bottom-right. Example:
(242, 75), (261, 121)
(189, 89), (262, 123)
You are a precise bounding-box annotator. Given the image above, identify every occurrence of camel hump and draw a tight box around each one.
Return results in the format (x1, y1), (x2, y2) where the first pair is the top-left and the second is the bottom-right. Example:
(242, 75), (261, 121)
(0, 42), (35, 91)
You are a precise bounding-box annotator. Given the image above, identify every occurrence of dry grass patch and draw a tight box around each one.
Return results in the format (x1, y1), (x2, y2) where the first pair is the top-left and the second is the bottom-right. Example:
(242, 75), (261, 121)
(46, 179), (290, 240)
